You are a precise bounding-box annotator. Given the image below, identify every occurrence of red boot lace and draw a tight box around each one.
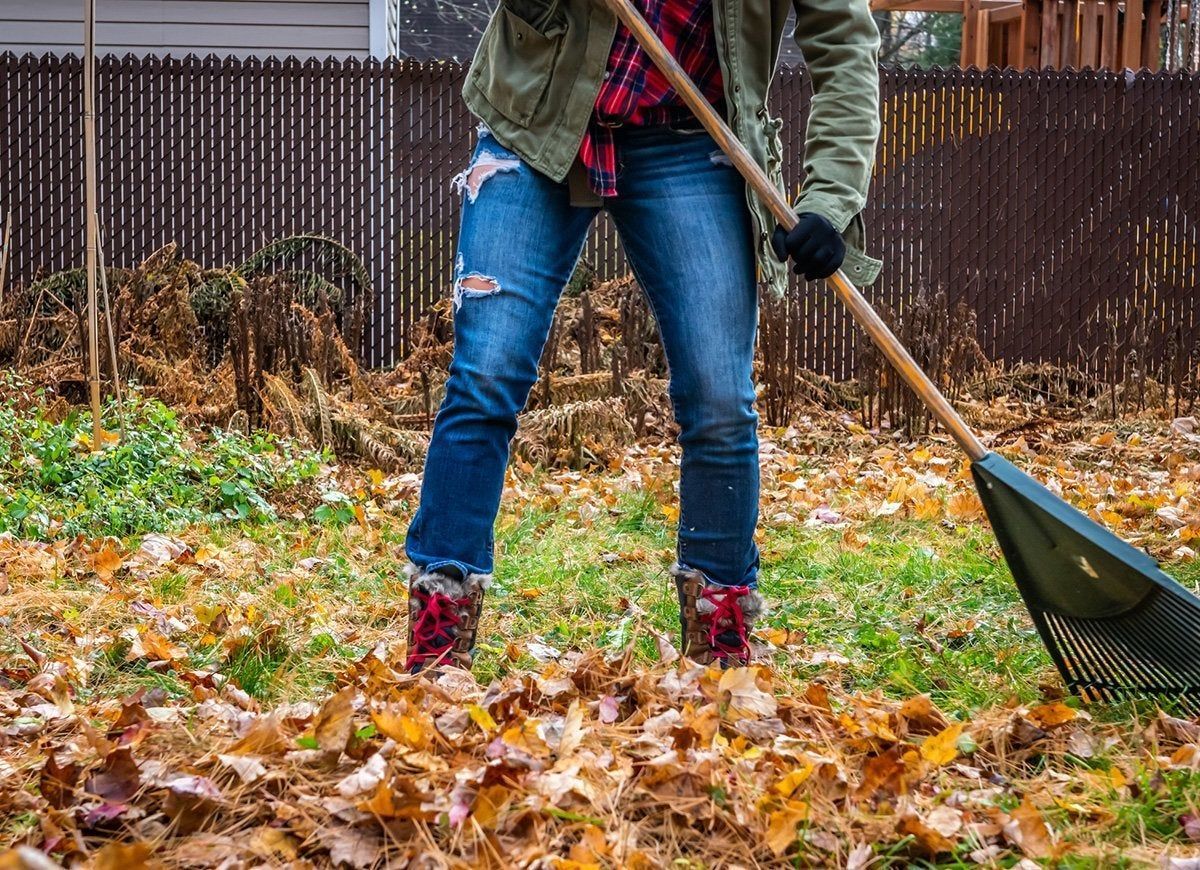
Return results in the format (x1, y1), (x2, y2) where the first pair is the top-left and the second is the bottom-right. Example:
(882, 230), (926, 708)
(700, 585), (752, 662)
(407, 588), (472, 670)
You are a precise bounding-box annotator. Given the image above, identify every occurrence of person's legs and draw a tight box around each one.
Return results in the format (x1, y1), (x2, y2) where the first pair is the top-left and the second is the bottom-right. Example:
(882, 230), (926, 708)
(606, 127), (761, 589)
(404, 130), (595, 669)
(606, 127), (763, 665)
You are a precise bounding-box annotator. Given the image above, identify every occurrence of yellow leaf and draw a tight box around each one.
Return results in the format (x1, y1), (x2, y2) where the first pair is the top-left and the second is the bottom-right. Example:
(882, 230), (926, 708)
(467, 703), (497, 733)
(774, 761), (815, 798)
(661, 504), (680, 523)
(920, 723), (964, 767)
(371, 709), (428, 749)
(367, 469), (384, 486)
(867, 718), (899, 742)
(472, 784), (510, 829)
(1108, 766), (1127, 789)
(1027, 702), (1078, 729)
(913, 496), (943, 520)
(765, 799), (809, 856)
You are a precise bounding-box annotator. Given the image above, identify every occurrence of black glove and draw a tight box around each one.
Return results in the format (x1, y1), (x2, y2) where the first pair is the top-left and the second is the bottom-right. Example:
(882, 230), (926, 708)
(771, 212), (846, 282)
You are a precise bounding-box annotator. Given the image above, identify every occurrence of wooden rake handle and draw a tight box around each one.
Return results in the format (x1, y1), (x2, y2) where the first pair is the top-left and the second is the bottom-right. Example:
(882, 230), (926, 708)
(602, 0), (988, 461)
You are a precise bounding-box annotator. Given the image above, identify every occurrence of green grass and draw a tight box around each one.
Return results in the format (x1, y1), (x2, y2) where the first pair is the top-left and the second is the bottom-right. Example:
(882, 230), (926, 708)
(462, 488), (1053, 712)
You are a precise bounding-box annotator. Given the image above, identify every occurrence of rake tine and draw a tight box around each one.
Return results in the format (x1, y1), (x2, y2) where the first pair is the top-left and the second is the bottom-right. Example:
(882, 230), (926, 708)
(1052, 615), (1122, 701)
(1045, 613), (1115, 702)
(1056, 612), (1128, 700)
(1118, 597), (1200, 676)
(1072, 615), (1184, 695)
(1080, 620), (1175, 692)
(1039, 618), (1087, 697)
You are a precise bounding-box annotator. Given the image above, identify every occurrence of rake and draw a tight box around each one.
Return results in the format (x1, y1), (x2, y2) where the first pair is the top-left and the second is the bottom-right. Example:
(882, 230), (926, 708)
(606, 0), (1200, 711)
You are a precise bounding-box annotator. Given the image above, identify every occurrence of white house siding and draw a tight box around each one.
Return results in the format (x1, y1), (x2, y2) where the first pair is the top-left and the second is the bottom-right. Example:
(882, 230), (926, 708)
(0, 0), (371, 59)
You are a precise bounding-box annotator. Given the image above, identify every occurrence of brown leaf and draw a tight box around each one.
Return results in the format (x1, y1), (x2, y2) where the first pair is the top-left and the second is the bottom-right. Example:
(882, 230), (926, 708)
(897, 813), (955, 856)
(38, 751), (79, 809)
(319, 826), (385, 870)
(91, 842), (158, 870)
(1003, 798), (1058, 859)
(312, 686), (357, 755)
(85, 748), (141, 803)
(161, 774), (224, 835)
(225, 715), (290, 757)
(1156, 711), (1200, 746)
(216, 753), (267, 784)
(90, 544), (124, 581)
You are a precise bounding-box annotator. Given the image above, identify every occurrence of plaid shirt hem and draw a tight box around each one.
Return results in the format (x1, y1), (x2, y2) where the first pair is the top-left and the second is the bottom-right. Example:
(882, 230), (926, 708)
(580, 0), (725, 197)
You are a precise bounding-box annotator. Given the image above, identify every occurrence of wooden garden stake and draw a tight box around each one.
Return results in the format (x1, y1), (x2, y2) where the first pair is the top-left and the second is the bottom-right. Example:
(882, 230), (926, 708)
(97, 223), (125, 440)
(0, 209), (11, 308)
(83, 0), (103, 444)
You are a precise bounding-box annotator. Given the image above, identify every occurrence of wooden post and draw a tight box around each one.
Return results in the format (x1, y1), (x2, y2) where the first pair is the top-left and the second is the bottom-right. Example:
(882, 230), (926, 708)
(962, 0), (984, 66)
(1063, 0), (1080, 67)
(1082, 1), (1101, 67)
(1102, 0), (1121, 68)
(1124, 0), (1146, 67)
(1044, 0), (1062, 66)
(83, 0), (102, 444)
(1021, 0), (1045, 68)
(1143, 0), (1164, 67)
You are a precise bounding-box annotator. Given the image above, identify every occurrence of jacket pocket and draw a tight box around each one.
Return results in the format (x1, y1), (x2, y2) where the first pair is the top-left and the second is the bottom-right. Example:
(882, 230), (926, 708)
(474, 4), (565, 126)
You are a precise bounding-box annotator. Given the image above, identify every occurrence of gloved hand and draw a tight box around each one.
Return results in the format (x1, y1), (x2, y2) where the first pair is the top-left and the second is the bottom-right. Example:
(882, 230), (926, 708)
(771, 212), (846, 282)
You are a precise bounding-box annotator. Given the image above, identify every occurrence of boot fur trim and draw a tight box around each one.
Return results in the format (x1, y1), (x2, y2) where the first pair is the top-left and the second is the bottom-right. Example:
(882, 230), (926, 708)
(404, 563), (492, 597)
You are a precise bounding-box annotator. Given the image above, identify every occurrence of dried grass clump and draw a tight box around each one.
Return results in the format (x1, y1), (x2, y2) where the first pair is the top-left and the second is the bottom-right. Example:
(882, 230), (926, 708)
(513, 398), (636, 468)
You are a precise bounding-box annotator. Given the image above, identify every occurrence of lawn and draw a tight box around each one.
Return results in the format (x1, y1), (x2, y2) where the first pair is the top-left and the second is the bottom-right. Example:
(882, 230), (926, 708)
(3, 388), (1200, 867)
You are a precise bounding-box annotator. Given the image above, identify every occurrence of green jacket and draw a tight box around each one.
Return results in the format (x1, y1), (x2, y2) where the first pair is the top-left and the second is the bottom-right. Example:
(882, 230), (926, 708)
(461, 0), (883, 297)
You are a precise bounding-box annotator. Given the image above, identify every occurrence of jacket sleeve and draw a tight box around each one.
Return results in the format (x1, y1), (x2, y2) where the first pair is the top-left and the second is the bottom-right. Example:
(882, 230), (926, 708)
(789, 0), (881, 235)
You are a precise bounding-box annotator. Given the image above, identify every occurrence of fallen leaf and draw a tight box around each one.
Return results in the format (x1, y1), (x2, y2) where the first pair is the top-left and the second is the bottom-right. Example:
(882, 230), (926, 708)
(718, 668), (777, 721)
(920, 723), (964, 767)
(765, 799), (809, 856)
(337, 752), (388, 798)
(313, 686), (357, 755)
(1003, 798), (1057, 859)
(216, 753), (267, 784)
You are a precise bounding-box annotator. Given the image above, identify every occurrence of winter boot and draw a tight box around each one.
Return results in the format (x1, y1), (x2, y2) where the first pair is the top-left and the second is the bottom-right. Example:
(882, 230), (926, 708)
(405, 564), (489, 673)
(673, 564), (766, 666)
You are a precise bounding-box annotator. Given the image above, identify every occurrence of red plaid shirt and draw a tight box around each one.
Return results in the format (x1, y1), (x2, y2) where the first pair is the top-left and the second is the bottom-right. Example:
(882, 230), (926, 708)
(580, 0), (725, 197)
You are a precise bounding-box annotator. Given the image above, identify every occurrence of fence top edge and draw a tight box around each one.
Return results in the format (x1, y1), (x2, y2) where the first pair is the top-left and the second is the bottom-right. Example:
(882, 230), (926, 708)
(0, 50), (470, 72)
(0, 51), (1196, 82)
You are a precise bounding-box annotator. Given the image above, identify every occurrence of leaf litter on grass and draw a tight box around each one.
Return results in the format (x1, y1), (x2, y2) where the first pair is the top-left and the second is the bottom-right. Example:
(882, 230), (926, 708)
(4, 635), (1200, 868)
(5, 393), (1200, 864)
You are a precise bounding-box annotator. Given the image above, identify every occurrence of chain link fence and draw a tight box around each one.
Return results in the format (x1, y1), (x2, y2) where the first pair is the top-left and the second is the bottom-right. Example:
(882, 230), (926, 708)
(2, 54), (1197, 375)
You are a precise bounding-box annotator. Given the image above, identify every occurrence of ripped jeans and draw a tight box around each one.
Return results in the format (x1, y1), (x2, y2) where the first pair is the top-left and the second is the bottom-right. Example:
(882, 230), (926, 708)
(405, 125), (760, 587)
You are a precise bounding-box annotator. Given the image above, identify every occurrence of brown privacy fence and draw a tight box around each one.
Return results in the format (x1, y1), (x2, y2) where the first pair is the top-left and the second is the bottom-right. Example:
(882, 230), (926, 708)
(1, 54), (1198, 376)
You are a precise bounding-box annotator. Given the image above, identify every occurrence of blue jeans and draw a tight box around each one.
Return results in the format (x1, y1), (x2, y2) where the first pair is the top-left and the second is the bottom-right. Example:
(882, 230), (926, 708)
(405, 125), (760, 587)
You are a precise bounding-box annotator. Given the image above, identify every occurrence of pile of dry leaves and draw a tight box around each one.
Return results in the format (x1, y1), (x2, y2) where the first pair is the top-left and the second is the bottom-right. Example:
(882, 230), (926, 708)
(5, 629), (1199, 868)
